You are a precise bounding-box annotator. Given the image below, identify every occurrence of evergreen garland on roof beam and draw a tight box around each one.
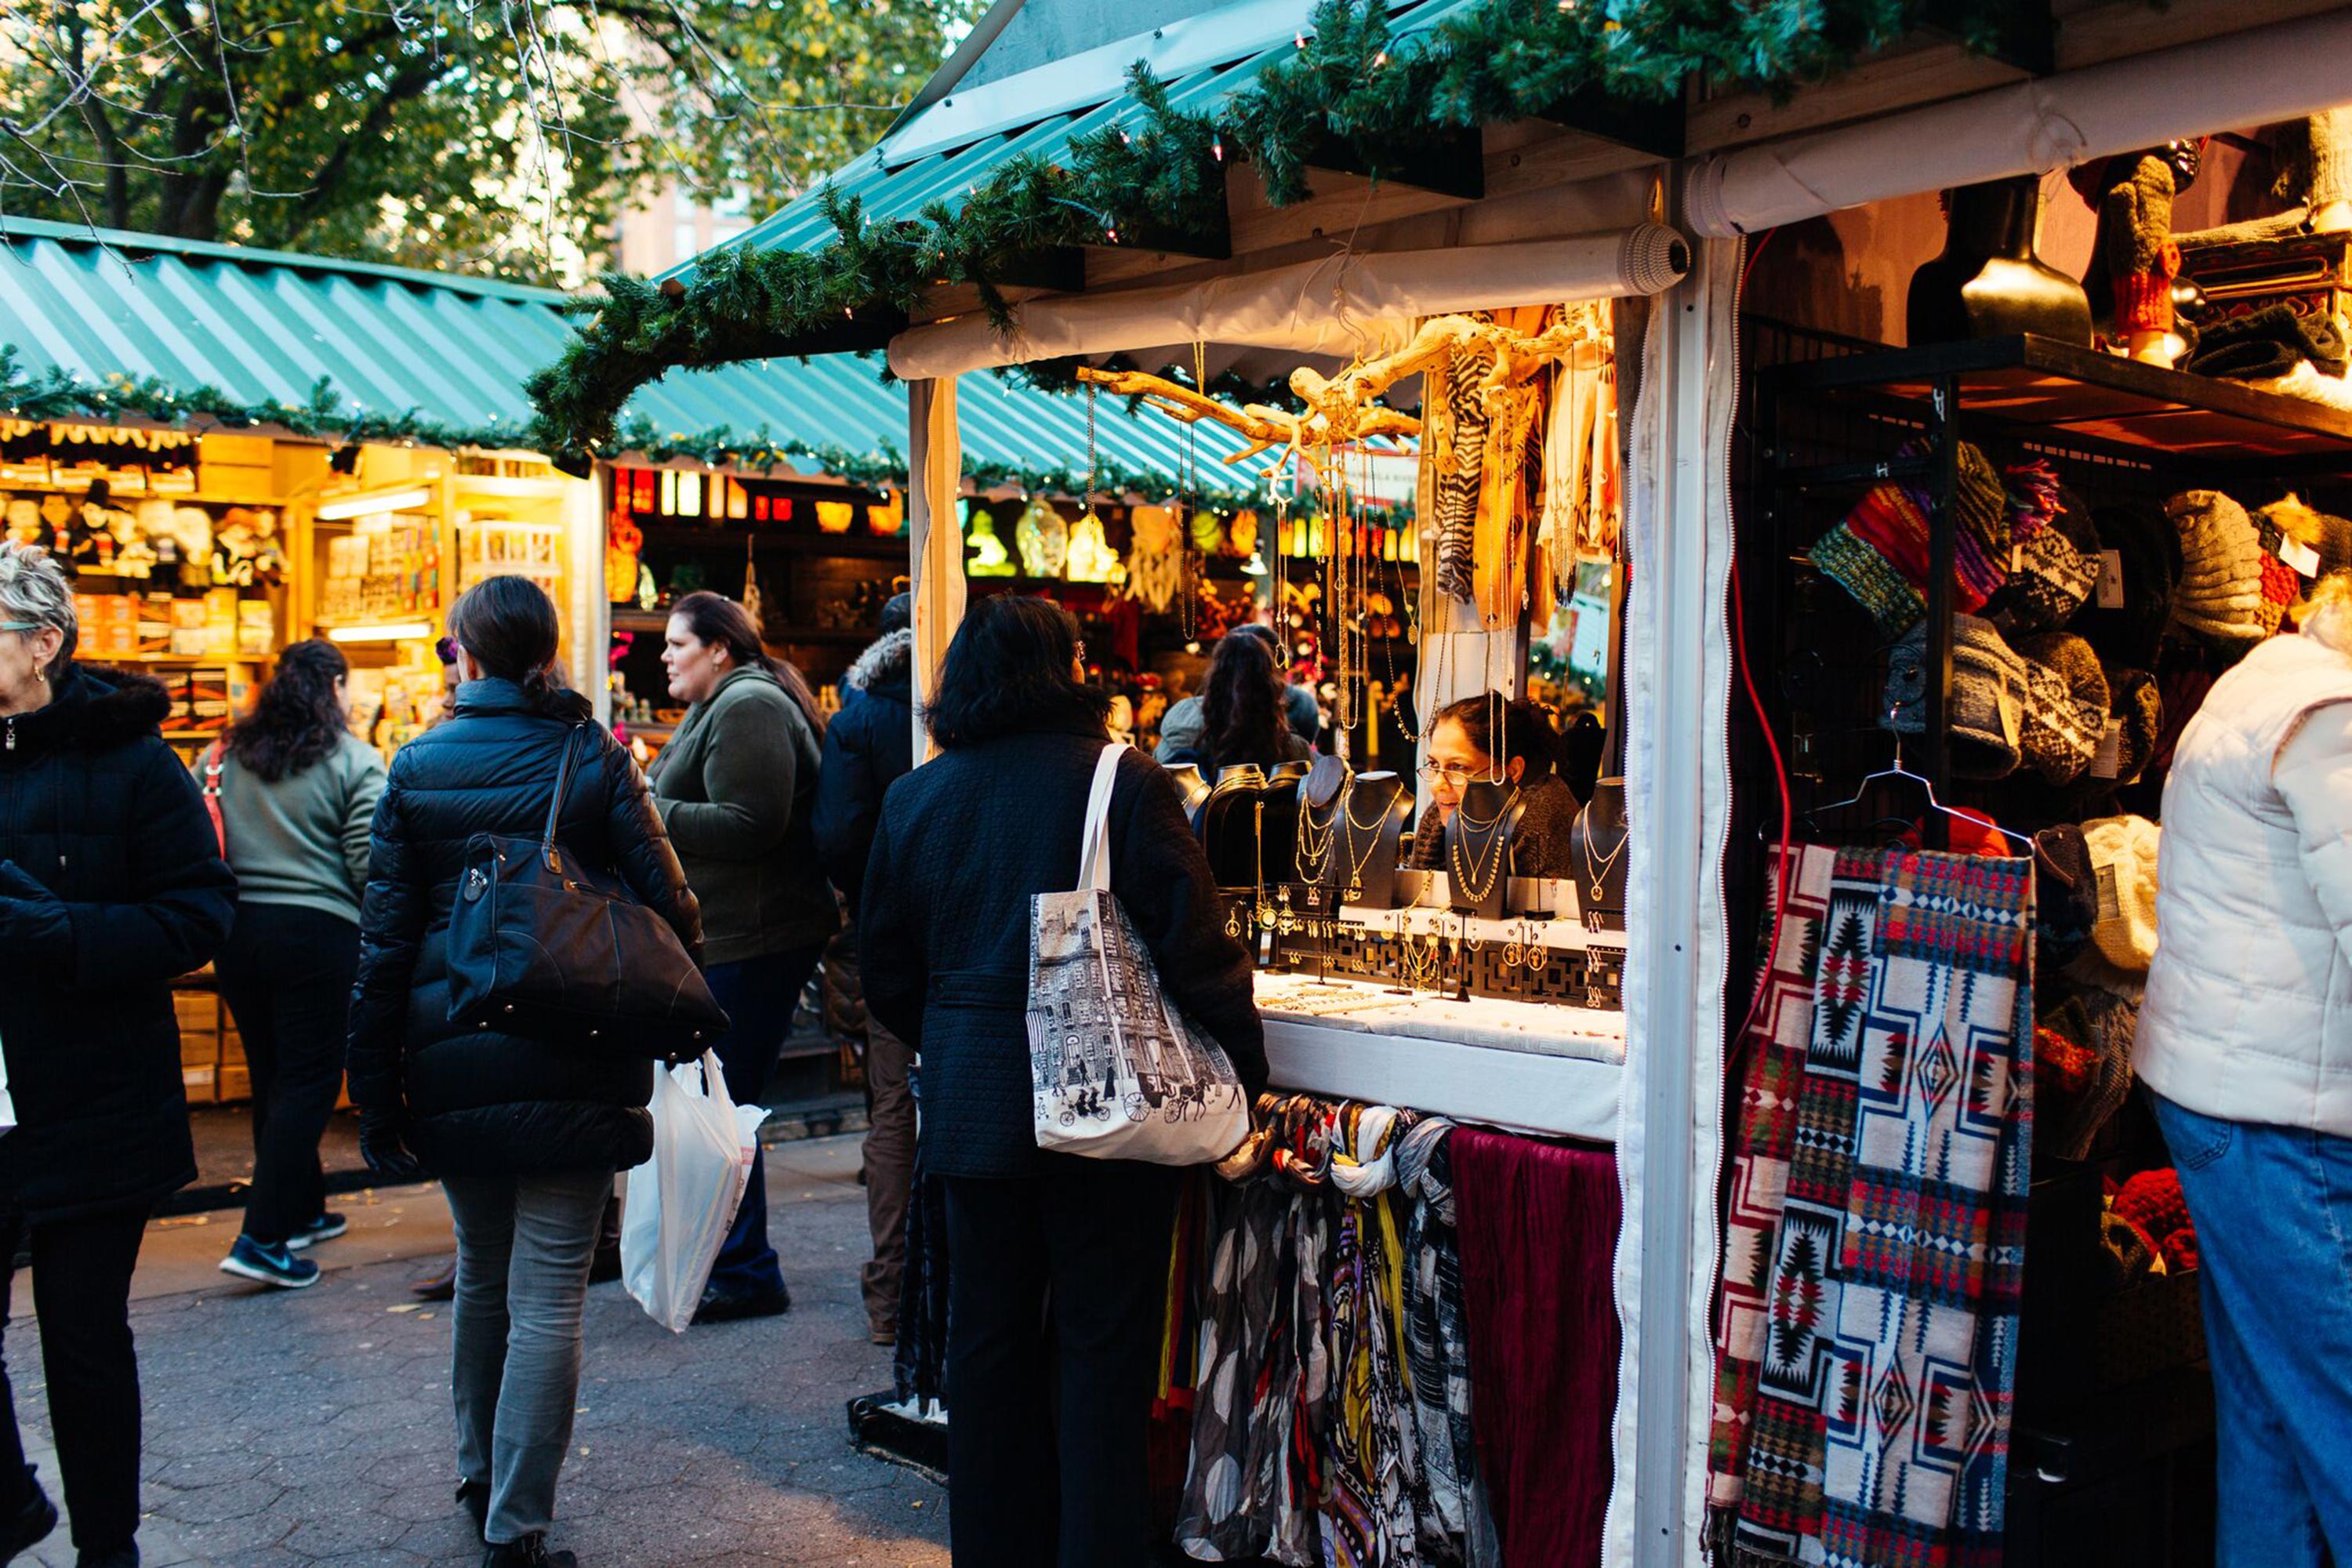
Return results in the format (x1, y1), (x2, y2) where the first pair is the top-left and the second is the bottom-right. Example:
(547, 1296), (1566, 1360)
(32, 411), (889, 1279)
(525, 0), (1995, 465)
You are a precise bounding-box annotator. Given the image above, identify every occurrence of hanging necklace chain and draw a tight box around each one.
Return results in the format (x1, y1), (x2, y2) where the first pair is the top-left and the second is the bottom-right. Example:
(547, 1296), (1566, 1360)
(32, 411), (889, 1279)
(1577, 797), (1628, 899)
(1083, 383), (1098, 519)
(1450, 808), (1509, 904)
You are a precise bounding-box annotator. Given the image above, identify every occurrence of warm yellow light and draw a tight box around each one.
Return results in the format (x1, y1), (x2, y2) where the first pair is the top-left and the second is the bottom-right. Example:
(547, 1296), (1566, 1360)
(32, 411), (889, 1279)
(325, 621), (435, 643)
(315, 486), (433, 521)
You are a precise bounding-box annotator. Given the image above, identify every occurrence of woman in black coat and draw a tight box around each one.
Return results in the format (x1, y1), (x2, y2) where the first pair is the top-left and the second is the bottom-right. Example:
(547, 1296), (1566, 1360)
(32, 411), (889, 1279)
(860, 594), (1266, 1568)
(348, 575), (699, 1568)
(0, 543), (234, 1568)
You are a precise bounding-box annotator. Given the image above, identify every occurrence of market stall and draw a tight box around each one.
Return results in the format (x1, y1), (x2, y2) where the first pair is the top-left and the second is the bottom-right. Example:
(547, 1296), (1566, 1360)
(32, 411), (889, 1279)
(516, 0), (2352, 1559)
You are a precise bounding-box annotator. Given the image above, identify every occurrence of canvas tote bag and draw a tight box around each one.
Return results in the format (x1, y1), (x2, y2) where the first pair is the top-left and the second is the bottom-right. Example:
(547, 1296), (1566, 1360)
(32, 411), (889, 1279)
(1027, 741), (1250, 1163)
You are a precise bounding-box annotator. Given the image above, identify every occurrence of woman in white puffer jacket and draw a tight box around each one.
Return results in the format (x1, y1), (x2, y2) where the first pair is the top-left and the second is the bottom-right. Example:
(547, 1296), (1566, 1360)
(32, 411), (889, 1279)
(2136, 570), (2352, 1567)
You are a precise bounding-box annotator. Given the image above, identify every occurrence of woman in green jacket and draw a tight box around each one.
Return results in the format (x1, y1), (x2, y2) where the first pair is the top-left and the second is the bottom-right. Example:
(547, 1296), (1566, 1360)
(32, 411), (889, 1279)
(648, 592), (840, 1323)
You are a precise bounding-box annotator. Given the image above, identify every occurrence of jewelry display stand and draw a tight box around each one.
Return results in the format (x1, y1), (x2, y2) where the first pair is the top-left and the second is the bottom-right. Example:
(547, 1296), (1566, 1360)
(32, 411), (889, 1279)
(1569, 775), (1630, 928)
(1167, 762), (1211, 826)
(1446, 779), (1524, 921)
(1296, 771), (1413, 909)
(1200, 765), (1268, 890)
(1258, 766), (1306, 889)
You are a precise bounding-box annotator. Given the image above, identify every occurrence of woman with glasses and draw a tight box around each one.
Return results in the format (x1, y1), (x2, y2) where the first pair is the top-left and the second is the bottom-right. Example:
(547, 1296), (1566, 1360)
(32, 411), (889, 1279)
(1406, 693), (1581, 877)
(0, 543), (234, 1567)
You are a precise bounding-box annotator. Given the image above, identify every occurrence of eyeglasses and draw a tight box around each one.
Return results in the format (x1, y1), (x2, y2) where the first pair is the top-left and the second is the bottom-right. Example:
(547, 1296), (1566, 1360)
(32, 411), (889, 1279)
(0, 622), (36, 634)
(1419, 761), (1497, 786)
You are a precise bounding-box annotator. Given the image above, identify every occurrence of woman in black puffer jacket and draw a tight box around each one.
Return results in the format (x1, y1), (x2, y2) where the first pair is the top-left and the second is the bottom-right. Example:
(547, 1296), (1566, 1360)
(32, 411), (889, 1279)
(348, 575), (699, 1568)
(0, 543), (234, 1568)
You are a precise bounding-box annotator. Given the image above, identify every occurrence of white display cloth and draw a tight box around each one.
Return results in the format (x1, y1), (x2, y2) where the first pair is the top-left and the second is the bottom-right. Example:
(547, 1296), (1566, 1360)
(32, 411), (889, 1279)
(886, 227), (1690, 379)
(1686, 9), (2352, 238)
(907, 376), (964, 764)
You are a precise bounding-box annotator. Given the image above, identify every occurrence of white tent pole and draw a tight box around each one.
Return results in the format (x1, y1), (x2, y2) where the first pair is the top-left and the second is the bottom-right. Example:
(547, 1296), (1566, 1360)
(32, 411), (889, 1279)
(1686, 8), (2352, 238)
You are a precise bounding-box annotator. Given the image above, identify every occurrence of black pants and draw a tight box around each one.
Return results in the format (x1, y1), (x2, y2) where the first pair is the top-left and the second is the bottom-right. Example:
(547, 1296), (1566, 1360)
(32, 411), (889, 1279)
(942, 1162), (1178, 1568)
(215, 902), (361, 1245)
(0, 1207), (148, 1555)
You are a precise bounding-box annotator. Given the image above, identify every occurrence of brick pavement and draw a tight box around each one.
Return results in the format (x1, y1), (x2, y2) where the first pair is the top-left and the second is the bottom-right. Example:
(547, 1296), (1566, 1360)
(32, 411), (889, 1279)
(9, 1136), (948, 1567)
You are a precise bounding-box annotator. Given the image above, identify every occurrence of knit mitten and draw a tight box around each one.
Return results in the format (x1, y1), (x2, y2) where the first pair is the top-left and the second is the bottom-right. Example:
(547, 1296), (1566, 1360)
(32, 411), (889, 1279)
(2104, 156), (2180, 358)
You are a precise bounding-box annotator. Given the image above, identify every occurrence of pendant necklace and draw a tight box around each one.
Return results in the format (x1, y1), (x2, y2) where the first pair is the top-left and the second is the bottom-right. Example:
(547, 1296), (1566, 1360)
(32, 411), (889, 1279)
(1450, 810), (1509, 906)
(1577, 800), (1628, 905)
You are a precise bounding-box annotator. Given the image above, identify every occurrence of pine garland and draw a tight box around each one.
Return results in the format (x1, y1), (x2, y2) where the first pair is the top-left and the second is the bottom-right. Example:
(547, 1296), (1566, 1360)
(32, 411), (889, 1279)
(0, 345), (1261, 501)
(525, 0), (1969, 466)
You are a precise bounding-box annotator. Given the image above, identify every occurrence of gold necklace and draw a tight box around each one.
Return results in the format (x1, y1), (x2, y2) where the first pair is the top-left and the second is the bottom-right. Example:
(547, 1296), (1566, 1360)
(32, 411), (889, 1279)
(1450, 811), (1509, 906)
(1294, 794), (1341, 884)
(1332, 780), (1400, 898)
(1577, 800), (1627, 905)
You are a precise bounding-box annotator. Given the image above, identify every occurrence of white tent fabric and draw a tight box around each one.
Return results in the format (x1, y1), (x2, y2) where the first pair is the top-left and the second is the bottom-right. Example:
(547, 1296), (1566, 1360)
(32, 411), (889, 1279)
(1602, 235), (1740, 1568)
(906, 376), (964, 765)
(886, 227), (1690, 379)
(1685, 8), (2352, 238)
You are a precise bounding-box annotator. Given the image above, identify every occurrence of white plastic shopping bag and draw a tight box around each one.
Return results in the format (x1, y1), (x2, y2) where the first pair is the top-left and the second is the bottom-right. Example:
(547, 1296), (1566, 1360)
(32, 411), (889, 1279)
(619, 1051), (764, 1333)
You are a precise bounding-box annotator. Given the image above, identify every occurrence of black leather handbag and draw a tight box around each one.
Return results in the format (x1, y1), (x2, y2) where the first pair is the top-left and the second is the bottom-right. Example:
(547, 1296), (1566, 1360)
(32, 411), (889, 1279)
(445, 725), (729, 1057)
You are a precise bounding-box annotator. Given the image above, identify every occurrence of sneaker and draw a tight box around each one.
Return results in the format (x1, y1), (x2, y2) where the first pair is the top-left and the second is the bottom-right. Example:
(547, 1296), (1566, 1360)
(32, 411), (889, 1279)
(482, 1533), (577, 1567)
(0, 1467), (56, 1559)
(219, 1235), (321, 1290)
(690, 1282), (790, 1324)
(412, 1259), (457, 1301)
(285, 1213), (348, 1250)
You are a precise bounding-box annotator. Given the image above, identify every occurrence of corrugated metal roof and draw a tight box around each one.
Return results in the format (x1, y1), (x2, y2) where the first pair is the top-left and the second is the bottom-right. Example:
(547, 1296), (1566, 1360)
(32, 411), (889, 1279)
(0, 216), (1276, 492)
(673, 0), (1476, 274)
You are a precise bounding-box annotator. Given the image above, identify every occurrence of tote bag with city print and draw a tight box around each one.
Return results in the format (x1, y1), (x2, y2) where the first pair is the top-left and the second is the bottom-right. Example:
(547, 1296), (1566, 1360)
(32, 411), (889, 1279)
(1026, 742), (1251, 1164)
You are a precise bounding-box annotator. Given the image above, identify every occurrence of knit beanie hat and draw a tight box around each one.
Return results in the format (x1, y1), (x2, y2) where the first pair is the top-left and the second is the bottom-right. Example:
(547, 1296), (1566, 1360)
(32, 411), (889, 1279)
(1812, 440), (2009, 635)
(2105, 667), (2163, 787)
(2017, 631), (2112, 783)
(2262, 494), (2352, 579)
(2076, 502), (2180, 668)
(1986, 487), (2102, 633)
(2114, 1168), (2190, 1247)
(2168, 490), (2267, 644)
(2083, 813), (2161, 971)
(2098, 1208), (2165, 1284)
(1883, 614), (2028, 779)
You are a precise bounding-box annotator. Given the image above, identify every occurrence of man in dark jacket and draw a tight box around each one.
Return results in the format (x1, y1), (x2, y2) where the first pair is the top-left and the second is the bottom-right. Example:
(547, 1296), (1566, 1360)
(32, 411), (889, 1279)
(0, 635), (234, 1566)
(812, 593), (917, 1342)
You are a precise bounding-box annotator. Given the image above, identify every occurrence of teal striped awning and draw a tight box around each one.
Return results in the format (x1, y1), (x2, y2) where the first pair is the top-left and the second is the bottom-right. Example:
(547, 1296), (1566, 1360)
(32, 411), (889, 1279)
(0, 216), (1275, 493)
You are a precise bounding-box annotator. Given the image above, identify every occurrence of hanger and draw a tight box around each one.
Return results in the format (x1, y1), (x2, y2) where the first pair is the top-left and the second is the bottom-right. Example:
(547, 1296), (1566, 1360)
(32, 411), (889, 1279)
(1802, 713), (2033, 854)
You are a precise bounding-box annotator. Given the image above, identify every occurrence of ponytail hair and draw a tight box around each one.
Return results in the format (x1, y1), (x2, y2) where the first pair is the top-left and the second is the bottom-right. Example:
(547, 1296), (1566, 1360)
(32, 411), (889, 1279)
(446, 575), (588, 720)
(670, 589), (826, 739)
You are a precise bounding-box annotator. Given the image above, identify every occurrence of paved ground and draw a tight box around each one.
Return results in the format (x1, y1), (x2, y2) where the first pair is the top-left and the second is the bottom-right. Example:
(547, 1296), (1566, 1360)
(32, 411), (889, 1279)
(9, 1136), (948, 1567)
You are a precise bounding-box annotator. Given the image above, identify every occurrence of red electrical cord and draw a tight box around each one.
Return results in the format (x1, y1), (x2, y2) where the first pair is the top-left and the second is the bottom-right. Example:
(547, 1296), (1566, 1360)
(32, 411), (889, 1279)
(1730, 498), (1794, 1048)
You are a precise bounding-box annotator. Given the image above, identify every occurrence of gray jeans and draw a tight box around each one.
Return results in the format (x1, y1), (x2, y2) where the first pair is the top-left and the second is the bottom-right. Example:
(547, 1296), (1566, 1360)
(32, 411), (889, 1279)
(443, 1167), (613, 1544)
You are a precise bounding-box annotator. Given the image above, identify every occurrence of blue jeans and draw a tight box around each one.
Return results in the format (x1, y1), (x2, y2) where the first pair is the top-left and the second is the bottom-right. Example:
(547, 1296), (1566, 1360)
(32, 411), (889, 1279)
(702, 944), (825, 1298)
(2151, 1092), (2352, 1568)
(444, 1167), (614, 1545)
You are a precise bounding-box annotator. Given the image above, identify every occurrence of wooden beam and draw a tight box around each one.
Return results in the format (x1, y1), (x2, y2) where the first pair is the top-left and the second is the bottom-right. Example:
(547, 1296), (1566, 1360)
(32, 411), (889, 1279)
(1535, 88), (1685, 160)
(1301, 126), (1486, 202)
(1918, 0), (2054, 75)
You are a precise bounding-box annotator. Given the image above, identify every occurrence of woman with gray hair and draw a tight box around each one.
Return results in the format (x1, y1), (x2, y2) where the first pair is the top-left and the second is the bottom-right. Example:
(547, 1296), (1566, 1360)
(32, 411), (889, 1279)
(0, 542), (234, 1566)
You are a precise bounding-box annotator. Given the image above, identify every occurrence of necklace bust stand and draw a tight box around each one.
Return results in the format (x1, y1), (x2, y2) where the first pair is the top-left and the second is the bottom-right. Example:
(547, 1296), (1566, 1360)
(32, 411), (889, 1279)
(1570, 775), (1630, 929)
(1446, 779), (1524, 922)
(1297, 771), (1413, 909)
(1167, 763), (1212, 826)
(1199, 765), (1267, 890)
(1258, 764), (1306, 891)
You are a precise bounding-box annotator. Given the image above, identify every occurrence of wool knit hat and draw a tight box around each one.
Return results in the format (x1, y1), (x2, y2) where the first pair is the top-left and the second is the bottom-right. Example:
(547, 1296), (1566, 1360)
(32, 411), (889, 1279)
(1812, 440), (2009, 635)
(2169, 490), (2267, 644)
(2263, 493), (2352, 578)
(2083, 813), (2161, 971)
(2114, 1168), (2190, 1245)
(2105, 667), (2163, 788)
(2076, 502), (2180, 668)
(1987, 487), (2102, 633)
(2018, 631), (2112, 783)
(1882, 614), (2028, 778)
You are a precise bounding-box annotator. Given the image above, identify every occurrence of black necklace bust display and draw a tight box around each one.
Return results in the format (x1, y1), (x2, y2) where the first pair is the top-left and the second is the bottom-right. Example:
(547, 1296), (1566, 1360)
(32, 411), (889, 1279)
(1446, 779), (1525, 920)
(1907, 176), (2092, 347)
(1569, 775), (1630, 925)
(1296, 769), (1414, 909)
(1198, 764), (1268, 890)
(1166, 762), (1211, 826)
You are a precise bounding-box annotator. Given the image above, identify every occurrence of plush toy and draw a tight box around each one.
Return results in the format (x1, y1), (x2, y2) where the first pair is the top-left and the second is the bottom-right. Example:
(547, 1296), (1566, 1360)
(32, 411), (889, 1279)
(212, 507), (263, 586)
(5, 499), (41, 548)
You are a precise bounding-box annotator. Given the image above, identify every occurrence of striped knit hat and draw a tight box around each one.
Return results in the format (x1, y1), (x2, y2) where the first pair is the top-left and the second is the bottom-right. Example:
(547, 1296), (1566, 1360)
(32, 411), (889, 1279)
(2167, 490), (2266, 644)
(1812, 440), (2010, 636)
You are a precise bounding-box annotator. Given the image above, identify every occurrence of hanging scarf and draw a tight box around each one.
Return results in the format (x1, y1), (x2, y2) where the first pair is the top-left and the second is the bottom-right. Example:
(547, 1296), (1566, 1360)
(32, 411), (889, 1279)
(1430, 339), (1497, 604)
(1817, 851), (2033, 1568)
(1733, 848), (1886, 1567)
(1324, 1105), (1419, 1568)
(1396, 1116), (1496, 1567)
(1708, 846), (1842, 1513)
